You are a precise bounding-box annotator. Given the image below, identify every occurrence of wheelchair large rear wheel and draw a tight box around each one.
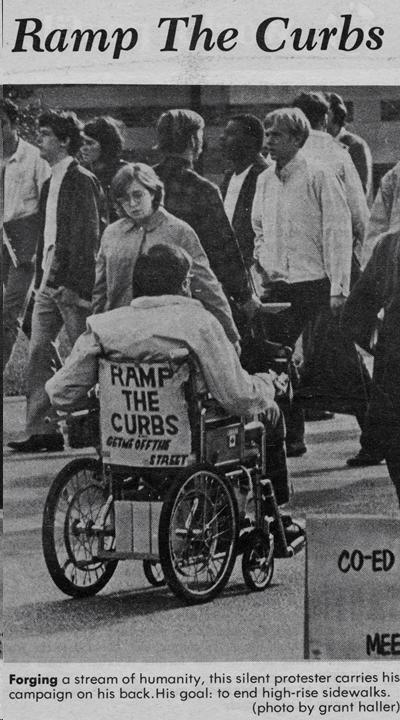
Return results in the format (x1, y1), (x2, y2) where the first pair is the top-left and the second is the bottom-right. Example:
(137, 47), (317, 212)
(42, 457), (118, 597)
(159, 466), (238, 604)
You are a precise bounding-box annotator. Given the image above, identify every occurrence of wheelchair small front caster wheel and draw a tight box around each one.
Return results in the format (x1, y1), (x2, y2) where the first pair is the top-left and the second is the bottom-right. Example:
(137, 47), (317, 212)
(143, 560), (166, 587)
(242, 531), (274, 591)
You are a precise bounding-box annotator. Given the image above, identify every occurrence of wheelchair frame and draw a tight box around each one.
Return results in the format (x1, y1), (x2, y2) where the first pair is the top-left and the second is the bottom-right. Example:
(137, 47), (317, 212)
(42, 350), (305, 604)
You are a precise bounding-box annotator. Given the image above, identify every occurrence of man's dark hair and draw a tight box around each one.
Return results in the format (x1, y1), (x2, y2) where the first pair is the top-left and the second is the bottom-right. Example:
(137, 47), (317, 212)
(156, 109), (204, 154)
(132, 244), (191, 297)
(292, 91), (329, 129)
(0, 98), (19, 124)
(229, 114), (265, 152)
(38, 110), (83, 155)
(84, 116), (124, 162)
(327, 92), (348, 127)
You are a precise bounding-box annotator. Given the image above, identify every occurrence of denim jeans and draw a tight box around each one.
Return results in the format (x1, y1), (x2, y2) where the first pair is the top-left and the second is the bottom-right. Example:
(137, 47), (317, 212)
(26, 286), (90, 436)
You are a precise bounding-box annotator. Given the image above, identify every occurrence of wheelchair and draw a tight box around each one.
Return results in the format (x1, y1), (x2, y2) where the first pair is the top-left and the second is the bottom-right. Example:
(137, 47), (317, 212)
(42, 347), (305, 605)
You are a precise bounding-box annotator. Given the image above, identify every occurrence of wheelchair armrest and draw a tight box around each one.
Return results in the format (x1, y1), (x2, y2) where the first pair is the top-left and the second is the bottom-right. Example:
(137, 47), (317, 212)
(262, 339), (292, 361)
(258, 302), (291, 314)
(244, 419), (265, 446)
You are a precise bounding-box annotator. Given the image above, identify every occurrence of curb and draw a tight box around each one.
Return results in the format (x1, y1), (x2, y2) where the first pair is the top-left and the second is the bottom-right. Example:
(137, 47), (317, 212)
(3, 395), (25, 405)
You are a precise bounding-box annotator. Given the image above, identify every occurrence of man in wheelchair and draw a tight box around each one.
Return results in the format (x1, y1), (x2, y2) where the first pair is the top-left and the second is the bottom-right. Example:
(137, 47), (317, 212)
(46, 243), (303, 546)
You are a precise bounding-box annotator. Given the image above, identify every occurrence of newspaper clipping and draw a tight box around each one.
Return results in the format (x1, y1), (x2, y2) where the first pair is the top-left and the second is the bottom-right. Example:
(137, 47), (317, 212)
(2, 0), (400, 718)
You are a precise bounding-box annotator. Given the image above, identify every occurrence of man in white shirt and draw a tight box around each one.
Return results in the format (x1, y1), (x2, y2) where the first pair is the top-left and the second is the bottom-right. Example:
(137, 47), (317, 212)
(252, 107), (353, 455)
(290, 93), (380, 466)
(9, 110), (101, 454)
(293, 91), (369, 274)
(253, 107), (353, 327)
(1, 98), (50, 369)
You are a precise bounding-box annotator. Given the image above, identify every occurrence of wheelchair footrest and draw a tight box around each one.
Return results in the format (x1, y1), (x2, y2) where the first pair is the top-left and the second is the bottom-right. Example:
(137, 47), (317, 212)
(273, 521), (306, 558)
(289, 534), (306, 555)
(279, 533), (306, 558)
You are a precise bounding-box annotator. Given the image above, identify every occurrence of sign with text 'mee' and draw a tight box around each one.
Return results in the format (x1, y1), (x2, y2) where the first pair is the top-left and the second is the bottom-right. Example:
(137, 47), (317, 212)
(306, 515), (400, 660)
(98, 359), (192, 468)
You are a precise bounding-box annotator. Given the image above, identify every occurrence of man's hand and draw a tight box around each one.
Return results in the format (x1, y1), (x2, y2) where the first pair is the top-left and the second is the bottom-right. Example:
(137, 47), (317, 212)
(264, 400), (280, 428)
(270, 371), (290, 397)
(330, 294), (346, 317)
(240, 294), (262, 321)
(57, 286), (91, 309)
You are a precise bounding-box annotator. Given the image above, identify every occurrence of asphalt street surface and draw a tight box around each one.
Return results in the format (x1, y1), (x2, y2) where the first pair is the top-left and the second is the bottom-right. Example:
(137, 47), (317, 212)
(4, 406), (399, 663)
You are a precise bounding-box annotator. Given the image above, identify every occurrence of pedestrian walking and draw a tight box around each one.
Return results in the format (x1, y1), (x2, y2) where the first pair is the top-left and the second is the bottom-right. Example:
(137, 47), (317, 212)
(252, 107), (353, 456)
(153, 108), (258, 331)
(1, 98), (50, 370)
(291, 92), (379, 466)
(8, 110), (102, 453)
(91, 162), (239, 346)
(80, 115), (127, 223)
(326, 91), (373, 201)
(342, 229), (400, 505)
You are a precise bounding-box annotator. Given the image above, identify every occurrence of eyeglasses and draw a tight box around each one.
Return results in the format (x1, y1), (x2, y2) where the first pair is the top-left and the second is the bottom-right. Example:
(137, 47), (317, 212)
(118, 192), (147, 205)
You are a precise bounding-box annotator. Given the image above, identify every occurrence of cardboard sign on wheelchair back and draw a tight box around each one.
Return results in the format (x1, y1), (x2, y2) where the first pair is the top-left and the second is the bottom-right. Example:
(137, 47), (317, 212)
(99, 359), (192, 467)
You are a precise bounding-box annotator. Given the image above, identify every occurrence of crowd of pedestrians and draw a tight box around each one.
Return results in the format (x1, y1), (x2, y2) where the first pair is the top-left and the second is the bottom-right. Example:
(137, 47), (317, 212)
(2, 91), (399, 506)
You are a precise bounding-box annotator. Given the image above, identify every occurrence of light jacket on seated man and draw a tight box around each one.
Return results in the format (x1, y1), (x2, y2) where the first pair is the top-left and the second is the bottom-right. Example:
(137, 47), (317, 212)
(46, 244), (278, 422)
(46, 244), (288, 504)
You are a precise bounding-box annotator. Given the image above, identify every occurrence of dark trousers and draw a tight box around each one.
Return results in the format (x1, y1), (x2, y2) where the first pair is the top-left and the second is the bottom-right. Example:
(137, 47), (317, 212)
(267, 278), (331, 347)
(266, 279), (331, 447)
(234, 308), (290, 504)
(263, 411), (290, 505)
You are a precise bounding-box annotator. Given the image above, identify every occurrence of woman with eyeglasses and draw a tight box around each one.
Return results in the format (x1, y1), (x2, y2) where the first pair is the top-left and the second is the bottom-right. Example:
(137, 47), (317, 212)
(91, 162), (240, 350)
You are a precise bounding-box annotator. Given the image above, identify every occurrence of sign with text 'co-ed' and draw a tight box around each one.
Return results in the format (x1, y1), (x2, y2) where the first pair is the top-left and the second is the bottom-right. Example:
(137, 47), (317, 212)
(99, 359), (192, 468)
(306, 515), (400, 660)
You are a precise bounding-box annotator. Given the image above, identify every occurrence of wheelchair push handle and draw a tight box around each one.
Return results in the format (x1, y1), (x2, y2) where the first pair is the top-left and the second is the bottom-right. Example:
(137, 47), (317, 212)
(168, 348), (190, 362)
